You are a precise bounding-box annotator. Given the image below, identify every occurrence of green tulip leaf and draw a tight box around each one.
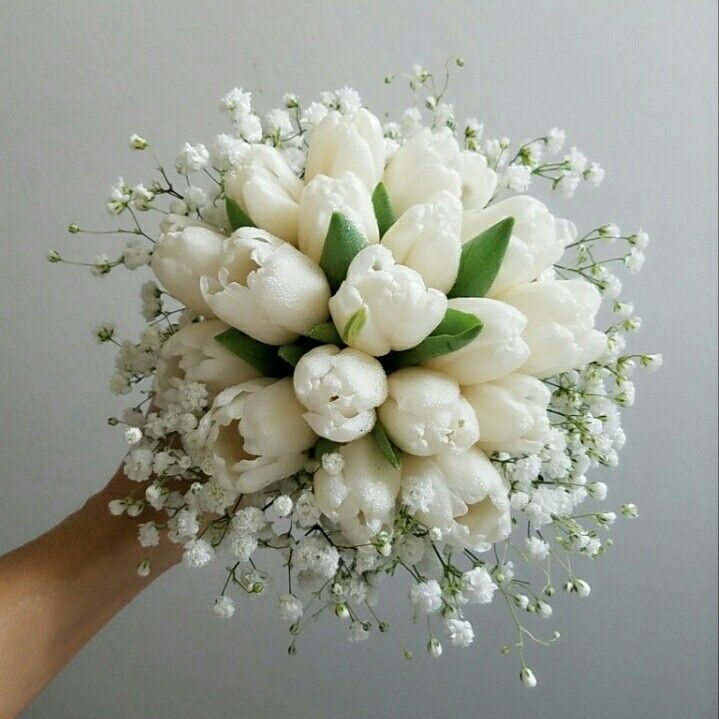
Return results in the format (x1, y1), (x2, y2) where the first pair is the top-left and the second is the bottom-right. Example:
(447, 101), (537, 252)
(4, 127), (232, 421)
(447, 216), (514, 298)
(342, 307), (367, 344)
(314, 437), (340, 460)
(278, 340), (316, 368)
(226, 196), (254, 231)
(372, 182), (396, 238)
(384, 308), (483, 369)
(319, 211), (368, 292)
(306, 321), (343, 346)
(215, 327), (288, 377)
(372, 420), (402, 469)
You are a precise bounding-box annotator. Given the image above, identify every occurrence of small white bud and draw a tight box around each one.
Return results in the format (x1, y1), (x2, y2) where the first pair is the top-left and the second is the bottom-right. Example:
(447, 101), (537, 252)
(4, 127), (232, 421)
(126, 502), (143, 517)
(514, 594), (530, 610)
(129, 133), (149, 150)
(520, 667), (537, 688)
(427, 638), (443, 658)
(108, 499), (126, 516)
(537, 601), (553, 618)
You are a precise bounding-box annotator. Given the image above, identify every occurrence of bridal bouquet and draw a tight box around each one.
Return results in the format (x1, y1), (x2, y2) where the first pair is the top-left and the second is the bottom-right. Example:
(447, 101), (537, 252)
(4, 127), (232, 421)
(51, 60), (660, 686)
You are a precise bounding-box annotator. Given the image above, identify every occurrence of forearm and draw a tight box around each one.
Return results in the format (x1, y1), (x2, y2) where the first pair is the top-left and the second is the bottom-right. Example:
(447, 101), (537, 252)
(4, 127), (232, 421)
(0, 469), (180, 718)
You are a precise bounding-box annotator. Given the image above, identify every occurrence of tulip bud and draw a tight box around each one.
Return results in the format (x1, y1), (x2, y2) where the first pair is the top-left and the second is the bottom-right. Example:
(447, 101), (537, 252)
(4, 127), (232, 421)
(200, 229), (330, 345)
(378, 368), (479, 456)
(313, 435), (400, 543)
(329, 245), (447, 356)
(151, 225), (225, 316)
(297, 171), (379, 263)
(304, 109), (386, 190)
(225, 144), (304, 244)
(400, 449), (511, 552)
(498, 280), (607, 378)
(463, 373), (551, 454)
(199, 378), (316, 494)
(381, 191), (462, 293)
(293, 345), (388, 442)
(461, 196), (568, 297)
(458, 150), (497, 211)
(383, 128), (462, 215)
(154, 319), (260, 404)
(424, 298), (529, 385)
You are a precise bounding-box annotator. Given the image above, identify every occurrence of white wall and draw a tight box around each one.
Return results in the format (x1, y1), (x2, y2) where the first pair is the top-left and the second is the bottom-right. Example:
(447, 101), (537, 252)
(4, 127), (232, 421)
(0, 1), (716, 717)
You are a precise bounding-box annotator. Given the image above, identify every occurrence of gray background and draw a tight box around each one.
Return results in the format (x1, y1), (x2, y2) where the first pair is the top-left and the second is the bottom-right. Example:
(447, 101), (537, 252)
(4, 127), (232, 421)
(1, 1), (716, 717)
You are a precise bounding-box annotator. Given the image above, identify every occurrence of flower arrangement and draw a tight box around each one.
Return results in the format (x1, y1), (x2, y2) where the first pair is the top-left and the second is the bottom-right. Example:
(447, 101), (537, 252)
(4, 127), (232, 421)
(50, 59), (661, 687)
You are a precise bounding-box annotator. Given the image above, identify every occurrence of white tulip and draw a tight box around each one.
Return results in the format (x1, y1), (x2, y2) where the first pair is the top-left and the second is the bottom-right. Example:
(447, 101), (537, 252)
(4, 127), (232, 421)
(304, 109), (386, 191)
(459, 151), (497, 210)
(461, 196), (568, 297)
(224, 144), (304, 244)
(498, 280), (607, 378)
(293, 345), (388, 442)
(401, 448), (511, 551)
(154, 319), (260, 403)
(158, 213), (214, 235)
(463, 374), (551, 454)
(383, 127), (462, 215)
(425, 298), (529, 384)
(199, 378), (316, 494)
(381, 191), (462, 293)
(199, 228), (330, 345)
(313, 436), (400, 543)
(151, 226), (225, 315)
(297, 171), (379, 263)
(329, 245), (447, 356)
(378, 368), (479, 456)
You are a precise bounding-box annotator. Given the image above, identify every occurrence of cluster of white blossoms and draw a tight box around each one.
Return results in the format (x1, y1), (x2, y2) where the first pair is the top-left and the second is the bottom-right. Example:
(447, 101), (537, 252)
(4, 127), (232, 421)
(51, 60), (660, 688)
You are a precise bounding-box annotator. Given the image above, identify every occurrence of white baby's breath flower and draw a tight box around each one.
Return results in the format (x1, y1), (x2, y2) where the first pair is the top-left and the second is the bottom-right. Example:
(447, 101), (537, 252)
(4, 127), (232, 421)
(445, 618), (474, 647)
(500, 164), (532, 192)
(213, 596), (236, 619)
(624, 248), (646, 274)
(278, 594), (303, 623)
(462, 566), (497, 604)
(564, 146), (587, 173)
(175, 143), (209, 174)
(545, 127), (566, 154)
(182, 538), (214, 568)
(410, 580), (442, 614)
(555, 171), (580, 198)
(525, 537), (550, 561)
